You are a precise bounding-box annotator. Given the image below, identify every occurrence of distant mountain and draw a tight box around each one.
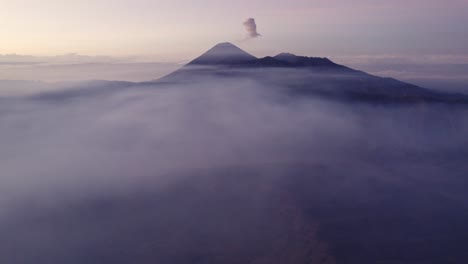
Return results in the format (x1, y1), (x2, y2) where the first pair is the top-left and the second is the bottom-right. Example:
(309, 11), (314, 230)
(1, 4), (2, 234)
(161, 43), (468, 104)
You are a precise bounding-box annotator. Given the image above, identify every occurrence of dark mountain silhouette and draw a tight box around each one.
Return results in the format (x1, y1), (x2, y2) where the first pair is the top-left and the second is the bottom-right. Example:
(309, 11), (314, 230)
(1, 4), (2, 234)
(188, 42), (257, 66)
(162, 42), (468, 104)
(187, 43), (348, 69)
(274, 52), (346, 68)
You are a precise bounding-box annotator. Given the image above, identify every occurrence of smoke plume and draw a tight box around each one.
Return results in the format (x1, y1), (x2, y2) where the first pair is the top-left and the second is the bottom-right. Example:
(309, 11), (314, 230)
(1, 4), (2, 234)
(243, 18), (261, 39)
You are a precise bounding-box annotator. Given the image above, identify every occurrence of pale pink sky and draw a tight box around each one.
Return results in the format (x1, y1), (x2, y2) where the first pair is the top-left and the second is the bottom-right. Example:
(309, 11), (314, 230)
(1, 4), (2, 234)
(1, 0), (467, 60)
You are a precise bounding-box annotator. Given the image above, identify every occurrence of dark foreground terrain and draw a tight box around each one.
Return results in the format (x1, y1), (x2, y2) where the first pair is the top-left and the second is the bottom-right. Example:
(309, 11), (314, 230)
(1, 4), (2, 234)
(2, 157), (468, 264)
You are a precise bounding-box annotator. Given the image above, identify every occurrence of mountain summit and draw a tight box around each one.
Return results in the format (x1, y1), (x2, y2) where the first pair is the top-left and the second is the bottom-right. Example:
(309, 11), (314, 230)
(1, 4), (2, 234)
(187, 42), (345, 69)
(188, 42), (257, 65)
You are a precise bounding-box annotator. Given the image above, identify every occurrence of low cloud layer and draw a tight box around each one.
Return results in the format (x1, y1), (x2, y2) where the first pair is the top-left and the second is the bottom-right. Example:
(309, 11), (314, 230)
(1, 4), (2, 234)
(332, 55), (468, 94)
(1, 71), (467, 211)
(243, 18), (261, 39)
(0, 54), (180, 82)
(1, 69), (468, 262)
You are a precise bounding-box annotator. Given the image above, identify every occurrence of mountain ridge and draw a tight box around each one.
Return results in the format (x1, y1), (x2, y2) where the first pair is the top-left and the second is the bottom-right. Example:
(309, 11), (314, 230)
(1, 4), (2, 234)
(188, 42), (346, 69)
(160, 42), (468, 105)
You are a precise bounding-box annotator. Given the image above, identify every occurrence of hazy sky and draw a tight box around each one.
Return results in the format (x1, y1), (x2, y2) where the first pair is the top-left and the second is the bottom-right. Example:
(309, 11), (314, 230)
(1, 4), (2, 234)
(2, 0), (468, 60)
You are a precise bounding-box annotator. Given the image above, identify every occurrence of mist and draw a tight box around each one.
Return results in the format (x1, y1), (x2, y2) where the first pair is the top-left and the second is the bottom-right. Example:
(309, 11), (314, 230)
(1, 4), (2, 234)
(1, 69), (468, 263)
(0, 62), (180, 83)
(335, 55), (468, 95)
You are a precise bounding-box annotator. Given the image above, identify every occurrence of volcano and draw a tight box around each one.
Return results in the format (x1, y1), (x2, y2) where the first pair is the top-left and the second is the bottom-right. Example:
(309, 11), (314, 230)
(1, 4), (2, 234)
(161, 42), (468, 104)
(188, 42), (257, 66)
(187, 42), (347, 69)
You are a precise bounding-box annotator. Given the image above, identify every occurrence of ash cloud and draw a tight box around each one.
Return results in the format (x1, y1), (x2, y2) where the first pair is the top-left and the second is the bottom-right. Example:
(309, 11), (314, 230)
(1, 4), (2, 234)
(243, 18), (261, 39)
